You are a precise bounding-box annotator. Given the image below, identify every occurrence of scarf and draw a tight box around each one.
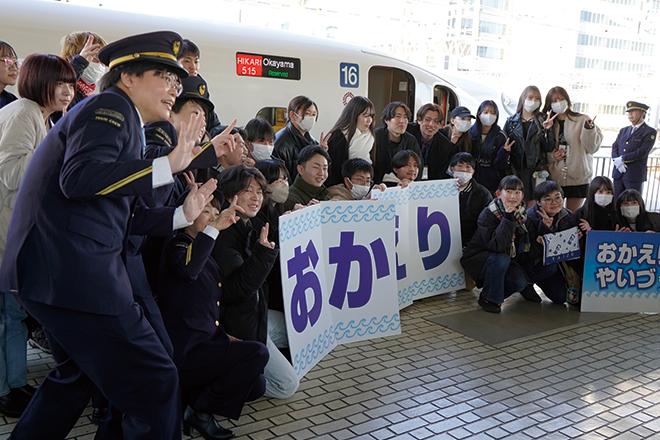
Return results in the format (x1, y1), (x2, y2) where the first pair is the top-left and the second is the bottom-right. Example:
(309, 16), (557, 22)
(345, 128), (374, 163)
(488, 198), (529, 257)
(76, 79), (95, 99)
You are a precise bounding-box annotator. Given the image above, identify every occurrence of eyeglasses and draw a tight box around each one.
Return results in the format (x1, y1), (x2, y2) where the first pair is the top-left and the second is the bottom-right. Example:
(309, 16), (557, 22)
(154, 70), (182, 96)
(350, 177), (373, 186)
(1, 58), (20, 70)
(541, 195), (564, 204)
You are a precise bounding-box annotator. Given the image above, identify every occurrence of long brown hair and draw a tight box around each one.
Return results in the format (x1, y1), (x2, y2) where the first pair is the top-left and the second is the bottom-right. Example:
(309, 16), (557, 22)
(543, 86), (581, 120)
(327, 96), (375, 143)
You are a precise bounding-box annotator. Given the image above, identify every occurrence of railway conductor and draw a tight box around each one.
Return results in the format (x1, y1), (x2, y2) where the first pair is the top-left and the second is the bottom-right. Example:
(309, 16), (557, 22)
(611, 101), (657, 197)
(0, 31), (217, 439)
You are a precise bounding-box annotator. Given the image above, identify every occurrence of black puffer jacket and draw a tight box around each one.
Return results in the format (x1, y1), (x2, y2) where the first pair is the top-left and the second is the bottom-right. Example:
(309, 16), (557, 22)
(212, 218), (279, 344)
(372, 125), (421, 183)
(459, 181), (493, 247)
(272, 122), (318, 181)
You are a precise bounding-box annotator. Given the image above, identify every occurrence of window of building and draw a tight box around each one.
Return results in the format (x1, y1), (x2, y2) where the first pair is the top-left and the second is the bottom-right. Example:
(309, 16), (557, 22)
(480, 0), (508, 10)
(480, 21), (506, 35)
(477, 46), (504, 59)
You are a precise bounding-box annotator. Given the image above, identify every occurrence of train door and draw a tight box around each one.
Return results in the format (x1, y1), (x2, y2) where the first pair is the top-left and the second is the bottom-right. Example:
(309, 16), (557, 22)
(433, 85), (459, 127)
(368, 67), (415, 123)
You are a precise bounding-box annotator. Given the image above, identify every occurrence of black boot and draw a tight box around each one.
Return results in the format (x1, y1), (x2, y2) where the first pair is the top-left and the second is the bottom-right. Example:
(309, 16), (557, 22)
(182, 405), (235, 440)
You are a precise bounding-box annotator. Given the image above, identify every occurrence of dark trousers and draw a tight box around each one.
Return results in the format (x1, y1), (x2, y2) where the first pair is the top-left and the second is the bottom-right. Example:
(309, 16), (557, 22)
(182, 340), (268, 420)
(614, 177), (643, 200)
(529, 263), (567, 304)
(10, 298), (181, 440)
(479, 253), (528, 304)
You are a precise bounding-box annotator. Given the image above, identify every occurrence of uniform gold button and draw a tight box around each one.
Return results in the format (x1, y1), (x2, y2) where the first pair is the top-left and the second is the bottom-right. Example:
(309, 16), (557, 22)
(215, 320), (219, 326)
(218, 282), (222, 288)
(216, 301), (220, 307)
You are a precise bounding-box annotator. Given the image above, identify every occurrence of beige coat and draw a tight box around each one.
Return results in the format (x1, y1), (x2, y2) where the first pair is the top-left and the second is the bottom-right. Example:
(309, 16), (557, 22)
(0, 99), (48, 263)
(547, 113), (603, 188)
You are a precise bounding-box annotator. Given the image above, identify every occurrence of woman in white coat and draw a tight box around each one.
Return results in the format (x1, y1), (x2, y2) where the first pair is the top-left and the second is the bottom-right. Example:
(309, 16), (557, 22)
(543, 86), (603, 213)
(0, 53), (75, 417)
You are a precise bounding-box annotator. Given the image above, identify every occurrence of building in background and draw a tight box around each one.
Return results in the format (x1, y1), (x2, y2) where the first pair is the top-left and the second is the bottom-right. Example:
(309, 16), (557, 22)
(62, 0), (659, 143)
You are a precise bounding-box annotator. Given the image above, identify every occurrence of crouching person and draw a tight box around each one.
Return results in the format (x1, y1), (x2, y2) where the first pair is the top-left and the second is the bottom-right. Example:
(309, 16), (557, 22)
(525, 181), (580, 304)
(461, 176), (536, 313)
(158, 190), (269, 440)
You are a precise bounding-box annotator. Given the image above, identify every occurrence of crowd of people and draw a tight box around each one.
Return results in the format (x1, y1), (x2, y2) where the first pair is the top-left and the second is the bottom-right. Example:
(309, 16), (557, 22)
(0, 27), (657, 440)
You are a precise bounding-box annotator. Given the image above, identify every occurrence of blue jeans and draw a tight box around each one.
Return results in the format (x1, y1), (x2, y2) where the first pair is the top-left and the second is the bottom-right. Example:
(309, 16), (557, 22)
(0, 291), (28, 396)
(264, 310), (299, 399)
(479, 253), (528, 304)
(529, 263), (567, 304)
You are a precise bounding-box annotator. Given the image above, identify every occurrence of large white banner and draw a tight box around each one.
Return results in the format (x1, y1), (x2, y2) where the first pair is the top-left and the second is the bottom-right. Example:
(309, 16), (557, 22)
(373, 180), (465, 308)
(279, 182), (464, 378)
(279, 200), (400, 379)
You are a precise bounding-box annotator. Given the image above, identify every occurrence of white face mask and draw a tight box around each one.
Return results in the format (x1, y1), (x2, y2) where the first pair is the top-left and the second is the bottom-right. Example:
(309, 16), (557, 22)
(594, 193), (613, 207)
(270, 182), (289, 204)
(551, 100), (569, 115)
(621, 205), (640, 220)
(479, 113), (496, 127)
(81, 62), (107, 86)
(455, 119), (472, 133)
(349, 183), (371, 200)
(453, 171), (472, 186)
(296, 114), (315, 132)
(524, 99), (540, 113)
(251, 143), (273, 162)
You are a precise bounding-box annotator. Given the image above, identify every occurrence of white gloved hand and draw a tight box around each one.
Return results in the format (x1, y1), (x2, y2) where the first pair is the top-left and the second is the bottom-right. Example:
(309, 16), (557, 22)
(613, 157), (627, 173)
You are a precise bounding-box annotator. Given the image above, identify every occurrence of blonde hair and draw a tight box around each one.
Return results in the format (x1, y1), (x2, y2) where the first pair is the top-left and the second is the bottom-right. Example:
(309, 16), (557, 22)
(60, 31), (107, 60)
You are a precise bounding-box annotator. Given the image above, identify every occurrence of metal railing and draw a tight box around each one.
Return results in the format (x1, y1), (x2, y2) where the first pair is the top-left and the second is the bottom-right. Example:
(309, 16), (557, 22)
(592, 155), (660, 212)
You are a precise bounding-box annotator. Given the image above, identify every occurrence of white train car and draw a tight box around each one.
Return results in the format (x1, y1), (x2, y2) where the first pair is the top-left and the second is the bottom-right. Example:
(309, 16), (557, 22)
(1, 0), (497, 137)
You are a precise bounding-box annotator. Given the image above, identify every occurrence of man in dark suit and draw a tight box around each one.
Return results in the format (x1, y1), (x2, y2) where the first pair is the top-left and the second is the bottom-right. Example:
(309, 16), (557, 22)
(0, 31), (233, 440)
(406, 102), (457, 180)
(612, 101), (657, 198)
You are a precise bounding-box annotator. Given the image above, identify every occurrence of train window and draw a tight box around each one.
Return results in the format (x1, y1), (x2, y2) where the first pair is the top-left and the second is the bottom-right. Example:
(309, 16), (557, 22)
(368, 66), (415, 125)
(433, 86), (459, 126)
(255, 107), (287, 133)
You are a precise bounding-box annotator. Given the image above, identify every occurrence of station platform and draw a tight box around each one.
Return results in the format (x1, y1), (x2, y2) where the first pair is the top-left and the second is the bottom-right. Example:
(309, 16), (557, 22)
(2, 288), (660, 440)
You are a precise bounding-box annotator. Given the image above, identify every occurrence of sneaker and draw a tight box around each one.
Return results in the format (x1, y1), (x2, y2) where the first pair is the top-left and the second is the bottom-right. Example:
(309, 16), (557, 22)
(478, 293), (501, 313)
(520, 285), (542, 302)
(28, 328), (51, 355)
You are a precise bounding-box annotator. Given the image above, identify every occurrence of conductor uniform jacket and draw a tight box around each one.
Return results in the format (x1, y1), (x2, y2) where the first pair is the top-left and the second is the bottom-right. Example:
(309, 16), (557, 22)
(0, 86), (186, 316)
(611, 122), (657, 184)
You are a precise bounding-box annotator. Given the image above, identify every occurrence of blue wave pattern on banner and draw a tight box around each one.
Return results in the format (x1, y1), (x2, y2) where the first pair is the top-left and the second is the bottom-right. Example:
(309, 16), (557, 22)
(409, 182), (458, 200)
(398, 272), (465, 303)
(334, 314), (401, 341)
(280, 209), (322, 243)
(374, 189), (411, 205)
(320, 203), (396, 224)
(292, 326), (336, 375)
(583, 290), (660, 299)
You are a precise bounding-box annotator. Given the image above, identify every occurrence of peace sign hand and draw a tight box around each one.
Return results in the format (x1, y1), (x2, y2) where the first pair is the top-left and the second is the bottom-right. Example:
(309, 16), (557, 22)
(211, 119), (237, 158)
(538, 206), (553, 228)
(503, 137), (515, 152)
(543, 113), (558, 130)
(318, 131), (332, 151)
(211, 196), (245, 231)
(586, 115), (597, 129)
(79, 35), (101, 63)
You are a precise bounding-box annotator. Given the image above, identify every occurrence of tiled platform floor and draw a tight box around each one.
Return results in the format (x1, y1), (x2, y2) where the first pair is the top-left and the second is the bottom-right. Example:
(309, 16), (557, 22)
(3, 288), (660, 440)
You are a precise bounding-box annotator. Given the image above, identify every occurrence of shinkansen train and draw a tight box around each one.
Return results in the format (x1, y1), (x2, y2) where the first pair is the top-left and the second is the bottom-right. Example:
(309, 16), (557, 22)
(1, 0), (508, 137)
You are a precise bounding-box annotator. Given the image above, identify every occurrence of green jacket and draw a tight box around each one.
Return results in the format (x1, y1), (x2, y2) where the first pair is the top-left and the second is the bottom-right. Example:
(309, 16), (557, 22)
(284, 175), (330, 210)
